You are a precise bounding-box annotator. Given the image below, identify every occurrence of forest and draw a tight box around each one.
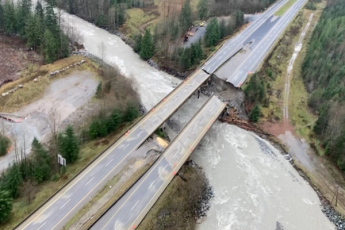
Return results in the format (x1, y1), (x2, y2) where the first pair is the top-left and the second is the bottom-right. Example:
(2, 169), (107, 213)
(0, 0), (69, 63)
(55, 0), (275, 71)
(301, 0), (345, 171)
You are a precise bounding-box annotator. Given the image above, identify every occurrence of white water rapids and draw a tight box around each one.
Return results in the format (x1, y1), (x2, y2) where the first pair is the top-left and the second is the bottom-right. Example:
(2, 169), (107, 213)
(58, 10), (334, 230)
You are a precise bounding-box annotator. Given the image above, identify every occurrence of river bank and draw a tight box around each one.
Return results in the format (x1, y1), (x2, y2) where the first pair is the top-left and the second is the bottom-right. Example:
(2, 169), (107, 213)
(45, 5), (337, 229)
(226, 116), (345, 229)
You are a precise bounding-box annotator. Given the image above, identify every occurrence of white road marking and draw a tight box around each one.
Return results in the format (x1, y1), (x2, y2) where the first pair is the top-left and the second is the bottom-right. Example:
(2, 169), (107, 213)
(184, 138), (189, 145)
(199, 117), (205, 124)
(123, 144), (129, 150)
(131, 200), (140, 211)
(148, 180), (156, 189)
(138, 130), (143, 136)
(105, 159), (113, 167)
(60, 199), (71, 210)
(163, 164), (168, 170)
(37, 221), (47, 230)
(173, 151), (179, 158)
(86, 177), (95, 185)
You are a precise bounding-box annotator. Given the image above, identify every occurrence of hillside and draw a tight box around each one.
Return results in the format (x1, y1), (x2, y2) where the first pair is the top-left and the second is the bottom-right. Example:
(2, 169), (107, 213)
(301, 0), (345, 170)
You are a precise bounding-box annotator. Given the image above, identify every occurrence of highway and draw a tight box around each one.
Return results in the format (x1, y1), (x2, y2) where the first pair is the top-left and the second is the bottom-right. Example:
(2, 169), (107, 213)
(222, 0), (307, 87)
(14, 0), (307, 228)
(90, 96), (226, 230)
(202, 0), (291, 74)
(15, 70), (210, 230)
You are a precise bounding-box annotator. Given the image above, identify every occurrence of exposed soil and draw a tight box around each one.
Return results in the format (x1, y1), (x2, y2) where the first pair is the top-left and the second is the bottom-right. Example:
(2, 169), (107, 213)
(0, 70), (98, 171)
(0, 34), (42, 87)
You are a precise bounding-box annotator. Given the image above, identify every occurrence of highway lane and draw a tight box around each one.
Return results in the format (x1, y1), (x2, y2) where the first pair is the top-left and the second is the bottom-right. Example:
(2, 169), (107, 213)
(16, 70), (210, 230)
(90, 96), (226, 230)
(202, 0), (290, 74)
(226, 0), (307, 87)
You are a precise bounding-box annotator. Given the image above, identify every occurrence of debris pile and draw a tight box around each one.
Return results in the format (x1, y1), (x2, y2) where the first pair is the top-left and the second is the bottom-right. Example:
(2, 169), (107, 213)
(49, 59), (86, 77)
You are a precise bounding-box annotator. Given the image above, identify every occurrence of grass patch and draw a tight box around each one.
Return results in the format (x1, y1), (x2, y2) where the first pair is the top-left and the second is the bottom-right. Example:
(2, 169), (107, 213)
(0, 55), (92, 112)
(123, 8), (158, 35)
(288, 5), (325, 153)
(1, 121), (136, 230)
(275, 0), (298, 16)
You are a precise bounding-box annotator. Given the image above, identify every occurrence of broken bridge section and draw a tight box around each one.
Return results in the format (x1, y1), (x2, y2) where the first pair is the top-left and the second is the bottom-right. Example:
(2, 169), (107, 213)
(90, 95), (226, 230)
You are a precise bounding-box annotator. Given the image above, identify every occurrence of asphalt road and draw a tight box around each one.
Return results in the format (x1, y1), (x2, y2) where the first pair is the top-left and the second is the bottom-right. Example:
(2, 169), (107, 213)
(15, 70), (210, 230)
(183, 26), (206, 48)
(202, 0), (291, 74)
(224, 0), (307, 87)
(90, 96), (226, 230)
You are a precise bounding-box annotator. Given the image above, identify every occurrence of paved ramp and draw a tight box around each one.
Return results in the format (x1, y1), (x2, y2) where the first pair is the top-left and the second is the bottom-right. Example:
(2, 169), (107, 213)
(90, 95), (226, 230)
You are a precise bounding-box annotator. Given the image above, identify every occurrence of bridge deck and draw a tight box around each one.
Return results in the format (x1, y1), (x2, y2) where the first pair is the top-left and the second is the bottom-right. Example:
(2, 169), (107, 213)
(91, 95), (226, 230)
(16, 70), (210, 230)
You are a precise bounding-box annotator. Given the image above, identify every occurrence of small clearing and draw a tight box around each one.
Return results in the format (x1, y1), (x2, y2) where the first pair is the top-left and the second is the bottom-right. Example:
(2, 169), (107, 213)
(0, 69), (98, 171)
(0, 34), (42, 87)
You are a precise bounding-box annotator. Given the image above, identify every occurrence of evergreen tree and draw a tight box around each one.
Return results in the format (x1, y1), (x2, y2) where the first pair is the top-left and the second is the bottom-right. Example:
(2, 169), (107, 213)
(124, 103), (139, 122)
(134, 33), (142, 53)
(0, 136), (9, 156)
(179, 0), (192, 31)
(26, 16), (44, 50)
(89, 120), (101, 139)
(45, 2), (58, 35)
(219, 19), (226, 39)
(43, 29), (57, 63)
(179, 47), (192, 69)
(249, 105), (260, 123)
(16, 0), (32, 37)
(235, 10), (244, 27)
(35, 1), (44, 20)
(197, 0), (208, 20)
(0, 190), (12, 223)
(0, 3), (4, 31)
(3, 0), (16, 34)
(32, 138), (51, 183)
(108, 108), (123, 132)
(204, 18), (220, 47)
(140, 29), (154, 60)
(59, 126), (79, 163)
(2, 163), (22, 198)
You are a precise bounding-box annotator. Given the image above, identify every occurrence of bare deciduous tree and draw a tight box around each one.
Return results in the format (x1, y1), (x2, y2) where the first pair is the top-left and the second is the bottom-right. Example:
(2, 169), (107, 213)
(22, 180), (35, 204)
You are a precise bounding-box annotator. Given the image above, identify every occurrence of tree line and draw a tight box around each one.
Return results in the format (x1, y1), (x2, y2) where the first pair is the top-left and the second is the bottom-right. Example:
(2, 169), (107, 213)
(56, 0), (153, 30)
(0, 125), (79, 223)
(243, 11), (304, 123)
(301, 0), (345, 171)
(0, 0), (69, 63)
(132, 0), (245, 71)
(0, 101), (140, 223)
(0, 135), (10, 156)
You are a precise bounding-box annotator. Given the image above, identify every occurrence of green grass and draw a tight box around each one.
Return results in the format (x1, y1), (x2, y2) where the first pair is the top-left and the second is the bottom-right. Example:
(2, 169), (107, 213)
(123, 8), (157, 35)
(275, 0), (298, 16)
(0, 56), (92, 112)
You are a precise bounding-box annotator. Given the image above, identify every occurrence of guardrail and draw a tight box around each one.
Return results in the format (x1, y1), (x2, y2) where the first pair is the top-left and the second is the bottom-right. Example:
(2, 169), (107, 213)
(87, 95), (219, 229)
(14, 63), (210, 230)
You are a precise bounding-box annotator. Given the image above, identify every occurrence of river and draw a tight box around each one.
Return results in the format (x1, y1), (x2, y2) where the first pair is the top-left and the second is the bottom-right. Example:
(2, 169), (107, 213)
(58, 10), (334, 230)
